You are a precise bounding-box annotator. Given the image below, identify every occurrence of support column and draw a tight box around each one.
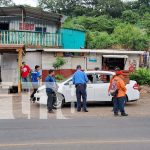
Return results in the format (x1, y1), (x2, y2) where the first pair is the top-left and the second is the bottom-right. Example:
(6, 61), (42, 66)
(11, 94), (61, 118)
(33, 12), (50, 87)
(17, 48), (23, 94)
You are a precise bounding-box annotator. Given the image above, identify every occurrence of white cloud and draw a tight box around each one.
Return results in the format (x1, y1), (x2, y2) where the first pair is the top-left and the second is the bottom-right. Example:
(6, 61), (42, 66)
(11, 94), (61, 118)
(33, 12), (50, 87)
(13, 0), (38, 7)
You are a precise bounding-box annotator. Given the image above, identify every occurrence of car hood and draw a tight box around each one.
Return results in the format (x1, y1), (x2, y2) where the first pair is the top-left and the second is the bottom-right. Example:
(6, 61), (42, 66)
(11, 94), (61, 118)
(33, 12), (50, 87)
(38, 83), (63, 91)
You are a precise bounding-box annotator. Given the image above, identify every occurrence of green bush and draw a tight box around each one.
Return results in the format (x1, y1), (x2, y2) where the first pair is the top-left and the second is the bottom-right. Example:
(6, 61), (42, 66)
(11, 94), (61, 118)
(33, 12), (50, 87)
(112, 23), (149, 50)
(130, 68), (150, 85)
(55, 74), (65, 81)
(122, 10), (140, 24)
(86, 31), (113, 49)
(53, 57), (66, 70)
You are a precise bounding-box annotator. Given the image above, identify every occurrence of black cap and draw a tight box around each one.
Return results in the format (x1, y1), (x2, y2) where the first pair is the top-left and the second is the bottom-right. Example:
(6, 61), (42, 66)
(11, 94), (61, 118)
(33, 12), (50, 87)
(35, 65), (40, 69)
(77, 65), (81, 69)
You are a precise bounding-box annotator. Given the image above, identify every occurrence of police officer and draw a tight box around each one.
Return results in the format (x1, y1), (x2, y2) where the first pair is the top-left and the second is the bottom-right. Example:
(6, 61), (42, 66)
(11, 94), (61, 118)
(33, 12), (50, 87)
(73, 65), (88, 112)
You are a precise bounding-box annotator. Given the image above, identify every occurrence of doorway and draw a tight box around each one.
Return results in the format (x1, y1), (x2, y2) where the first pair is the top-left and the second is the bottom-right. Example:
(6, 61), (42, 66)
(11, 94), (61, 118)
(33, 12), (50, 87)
(102, 57), (125, 70)
(0, 22), (9, 30)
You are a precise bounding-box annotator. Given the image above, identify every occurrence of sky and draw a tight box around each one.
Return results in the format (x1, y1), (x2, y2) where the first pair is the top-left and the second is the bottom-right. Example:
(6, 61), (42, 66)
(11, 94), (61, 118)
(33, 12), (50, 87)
(13, 0), (38, 7)
(13, 0), (136, 7)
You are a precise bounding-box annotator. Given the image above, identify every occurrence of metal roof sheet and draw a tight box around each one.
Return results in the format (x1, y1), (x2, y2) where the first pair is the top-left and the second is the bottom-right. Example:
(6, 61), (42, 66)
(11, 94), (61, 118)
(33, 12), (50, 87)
(0, 6), (62, 23)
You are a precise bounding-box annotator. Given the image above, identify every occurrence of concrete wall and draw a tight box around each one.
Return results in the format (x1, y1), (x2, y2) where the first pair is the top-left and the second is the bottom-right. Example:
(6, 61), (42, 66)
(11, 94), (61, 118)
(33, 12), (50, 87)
(42, 52), (86, 70)
(24, 52), (42, 70)
(125, 54), (140, 70)
(42, 52), (140, 71)
(86, 54), (102, 70)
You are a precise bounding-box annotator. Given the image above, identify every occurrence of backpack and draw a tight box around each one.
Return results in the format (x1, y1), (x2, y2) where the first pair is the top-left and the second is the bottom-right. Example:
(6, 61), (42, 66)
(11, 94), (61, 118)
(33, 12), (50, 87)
(110, 79), (118, 97)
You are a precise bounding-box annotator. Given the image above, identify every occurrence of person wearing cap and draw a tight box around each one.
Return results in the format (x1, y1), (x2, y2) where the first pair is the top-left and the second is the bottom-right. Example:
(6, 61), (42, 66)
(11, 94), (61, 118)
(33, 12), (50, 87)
(30, 65), (41, 102)
(73, 65), (89, 112)
(108, 70), (128, 116)
(21, 62), (31, 92)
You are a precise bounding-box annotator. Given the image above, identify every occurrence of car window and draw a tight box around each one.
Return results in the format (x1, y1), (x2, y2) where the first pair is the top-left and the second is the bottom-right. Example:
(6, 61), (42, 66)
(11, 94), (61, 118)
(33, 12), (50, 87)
(64, 79), (73, 85)
(87, 74), (96, 84)
(93, 73), (112, 84)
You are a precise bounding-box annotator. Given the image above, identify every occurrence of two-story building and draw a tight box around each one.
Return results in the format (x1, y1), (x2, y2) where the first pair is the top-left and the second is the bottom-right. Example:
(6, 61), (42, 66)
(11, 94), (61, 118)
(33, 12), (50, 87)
(0, 6), (63, 92)
(0, 6), (86, 93)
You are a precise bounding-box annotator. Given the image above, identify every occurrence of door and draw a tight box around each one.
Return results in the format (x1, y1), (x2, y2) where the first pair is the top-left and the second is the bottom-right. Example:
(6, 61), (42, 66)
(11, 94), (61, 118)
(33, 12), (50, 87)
(93, 73), (112, 102)
(1, 53), (18, 85)
(86, 73), (95, 101)
(63, 73), (95, 102)
(63, 79), (76, 102)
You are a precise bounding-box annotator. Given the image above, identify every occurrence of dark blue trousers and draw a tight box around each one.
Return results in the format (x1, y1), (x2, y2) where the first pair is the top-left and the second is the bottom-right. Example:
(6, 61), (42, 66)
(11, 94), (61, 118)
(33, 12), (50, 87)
(113, 96), (126, 114)
(76, 84), (87, 111)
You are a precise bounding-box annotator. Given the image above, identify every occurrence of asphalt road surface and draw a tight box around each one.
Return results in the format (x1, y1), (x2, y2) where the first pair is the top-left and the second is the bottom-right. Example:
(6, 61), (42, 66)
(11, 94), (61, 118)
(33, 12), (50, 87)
(0, 117), (150, 150)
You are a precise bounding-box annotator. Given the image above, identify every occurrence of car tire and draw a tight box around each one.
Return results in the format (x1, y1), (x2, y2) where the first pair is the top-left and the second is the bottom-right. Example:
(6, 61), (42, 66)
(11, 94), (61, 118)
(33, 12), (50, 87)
(53, 93), (65, 109)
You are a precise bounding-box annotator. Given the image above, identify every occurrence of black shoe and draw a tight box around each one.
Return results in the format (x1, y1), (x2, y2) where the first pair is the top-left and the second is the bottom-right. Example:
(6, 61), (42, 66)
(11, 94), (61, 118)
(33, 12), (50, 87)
(77, 109), (81, 112)
(83, 109), (88, 112)
(121, 113), (128, 116)
(114, 113), (119, 116)
(48, 110), (54, 113)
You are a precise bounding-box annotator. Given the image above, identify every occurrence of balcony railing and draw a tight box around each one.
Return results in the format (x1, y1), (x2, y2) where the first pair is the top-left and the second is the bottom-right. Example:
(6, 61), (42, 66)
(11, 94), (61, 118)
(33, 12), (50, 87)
(0, 30), (62, 47)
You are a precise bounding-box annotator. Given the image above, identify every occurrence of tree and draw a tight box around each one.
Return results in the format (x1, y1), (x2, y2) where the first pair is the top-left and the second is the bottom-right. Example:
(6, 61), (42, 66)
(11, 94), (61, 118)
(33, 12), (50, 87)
(142, 13), (150, 35)
(38, 0), (80, 16)
(53, 57), (66, 81)
(122, 10), (140, 24)
(138, 0), (150, 7)
(86, 31), (113, 49)
(63, 16), (119, 34)
(0, 0), (13, 6)
(53, 57), (66, 70)
(38, 0), (125, 17)
(89, 0), (125, 18)
(112, 23), (149, 50)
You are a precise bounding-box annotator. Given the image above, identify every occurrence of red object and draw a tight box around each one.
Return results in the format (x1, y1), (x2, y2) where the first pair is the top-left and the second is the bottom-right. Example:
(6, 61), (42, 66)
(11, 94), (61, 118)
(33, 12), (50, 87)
(42, 69), (76, 82)
(21, 65), (31, 78)
(116, 71), (126, 76)
(19, 23), (34, 31)
(133, 83), (139, 90)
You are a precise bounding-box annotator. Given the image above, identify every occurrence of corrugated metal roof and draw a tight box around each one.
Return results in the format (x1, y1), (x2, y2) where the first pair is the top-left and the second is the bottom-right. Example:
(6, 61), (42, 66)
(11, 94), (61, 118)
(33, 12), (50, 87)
(0, 6), (62, 23)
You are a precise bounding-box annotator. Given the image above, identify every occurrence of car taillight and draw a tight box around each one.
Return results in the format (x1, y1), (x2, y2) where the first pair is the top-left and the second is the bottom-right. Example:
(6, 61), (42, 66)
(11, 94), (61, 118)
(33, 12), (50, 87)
(133, 83), (139, 90)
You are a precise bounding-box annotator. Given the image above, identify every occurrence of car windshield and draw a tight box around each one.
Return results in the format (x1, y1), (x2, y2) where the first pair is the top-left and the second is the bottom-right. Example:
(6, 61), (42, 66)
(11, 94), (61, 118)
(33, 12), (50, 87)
(57, 75), (73, 83)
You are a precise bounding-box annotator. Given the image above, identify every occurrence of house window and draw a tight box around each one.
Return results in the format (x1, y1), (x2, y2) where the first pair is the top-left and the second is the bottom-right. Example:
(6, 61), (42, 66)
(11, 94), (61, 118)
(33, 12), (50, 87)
(35, 27), (46, 32)
(0, 22), (9, 30)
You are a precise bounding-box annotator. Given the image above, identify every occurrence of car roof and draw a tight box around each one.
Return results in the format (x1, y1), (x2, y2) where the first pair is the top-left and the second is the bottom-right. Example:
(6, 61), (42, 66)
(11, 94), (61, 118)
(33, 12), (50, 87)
(84, 70), (115, 75)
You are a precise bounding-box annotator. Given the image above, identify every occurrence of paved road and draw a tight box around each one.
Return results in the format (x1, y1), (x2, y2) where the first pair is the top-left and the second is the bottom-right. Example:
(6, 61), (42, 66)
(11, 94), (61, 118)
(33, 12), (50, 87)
(0, 117), (150, 150)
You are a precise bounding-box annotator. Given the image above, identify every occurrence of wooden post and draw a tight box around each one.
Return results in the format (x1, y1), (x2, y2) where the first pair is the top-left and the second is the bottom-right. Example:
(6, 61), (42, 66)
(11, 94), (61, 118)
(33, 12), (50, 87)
(18, 48), (23, 94)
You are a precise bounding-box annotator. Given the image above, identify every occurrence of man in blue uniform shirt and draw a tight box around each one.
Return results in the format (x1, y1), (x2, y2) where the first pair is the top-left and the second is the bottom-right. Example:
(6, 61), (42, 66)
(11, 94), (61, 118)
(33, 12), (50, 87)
(73, 65), (88, 112)
(45, 69), (58, 113)
(30, 65), (41, 102)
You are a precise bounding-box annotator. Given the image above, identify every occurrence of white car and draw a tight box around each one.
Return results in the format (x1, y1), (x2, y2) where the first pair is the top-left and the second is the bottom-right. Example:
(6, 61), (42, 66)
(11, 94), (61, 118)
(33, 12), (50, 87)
(34, 71), (140, 108)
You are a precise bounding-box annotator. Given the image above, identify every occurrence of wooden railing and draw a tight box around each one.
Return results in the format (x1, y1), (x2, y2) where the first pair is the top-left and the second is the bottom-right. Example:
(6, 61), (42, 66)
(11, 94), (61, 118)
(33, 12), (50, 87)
(0, 30), (62, 47)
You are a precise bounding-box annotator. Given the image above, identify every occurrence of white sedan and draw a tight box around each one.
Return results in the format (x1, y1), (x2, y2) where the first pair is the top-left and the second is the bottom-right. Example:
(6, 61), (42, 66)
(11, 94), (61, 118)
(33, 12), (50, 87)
(34, 71), (140, 108)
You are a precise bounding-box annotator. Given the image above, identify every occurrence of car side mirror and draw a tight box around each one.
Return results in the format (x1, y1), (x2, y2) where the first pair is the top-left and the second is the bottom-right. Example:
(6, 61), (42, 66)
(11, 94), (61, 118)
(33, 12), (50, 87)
(69, 81), (73, 85)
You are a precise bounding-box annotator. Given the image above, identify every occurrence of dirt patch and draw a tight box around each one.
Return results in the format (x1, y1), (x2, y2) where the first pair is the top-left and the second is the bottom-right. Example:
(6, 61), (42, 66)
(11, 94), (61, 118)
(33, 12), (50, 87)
(140, 85), (150, 94)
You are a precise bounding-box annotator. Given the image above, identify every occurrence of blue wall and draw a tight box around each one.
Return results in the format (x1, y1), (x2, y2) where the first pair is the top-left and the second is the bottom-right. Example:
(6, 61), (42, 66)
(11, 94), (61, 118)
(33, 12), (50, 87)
(60, 28), (85, 49)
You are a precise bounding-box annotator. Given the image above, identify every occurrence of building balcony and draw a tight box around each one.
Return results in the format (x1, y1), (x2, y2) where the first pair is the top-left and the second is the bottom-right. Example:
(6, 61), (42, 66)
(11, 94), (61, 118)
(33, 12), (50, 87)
(0, 30), (62, 48)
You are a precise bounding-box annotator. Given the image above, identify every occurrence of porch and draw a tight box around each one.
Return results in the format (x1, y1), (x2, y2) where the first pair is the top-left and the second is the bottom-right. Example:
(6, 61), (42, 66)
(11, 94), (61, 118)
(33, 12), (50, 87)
(0, 30), (62, 48)
(0, 44), (24, 94)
